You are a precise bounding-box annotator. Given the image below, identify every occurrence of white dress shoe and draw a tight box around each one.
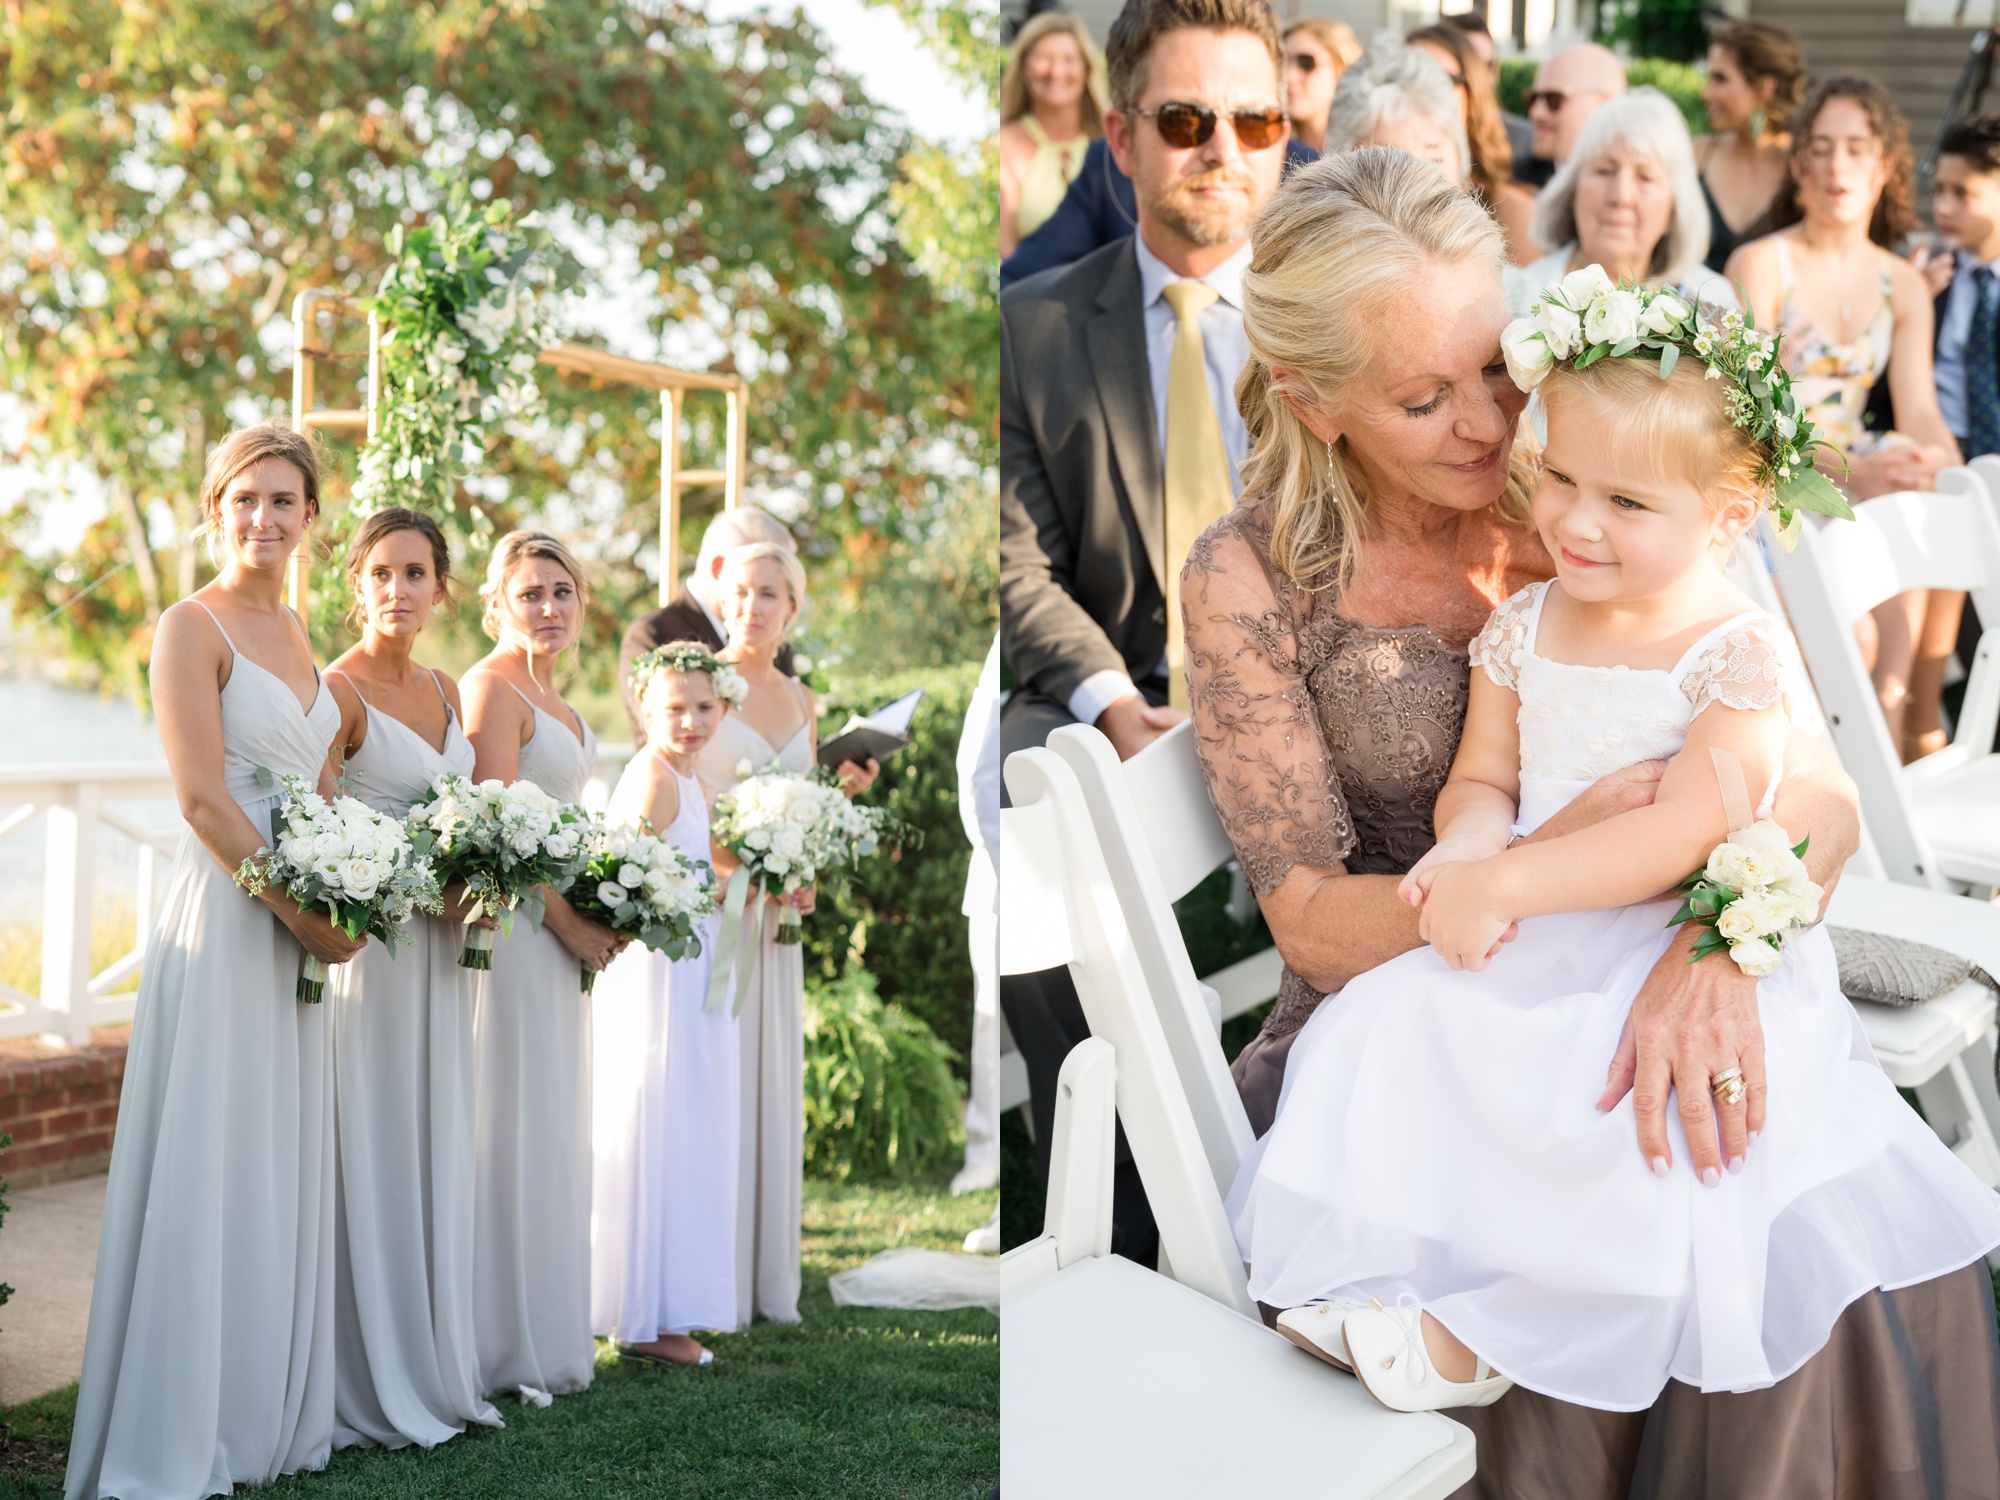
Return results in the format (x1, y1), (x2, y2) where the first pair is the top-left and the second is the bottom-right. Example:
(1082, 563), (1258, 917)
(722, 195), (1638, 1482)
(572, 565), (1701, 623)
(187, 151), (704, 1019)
(1342, 1296), (1513, 1413)
(1274, 1299), (1369, 1372)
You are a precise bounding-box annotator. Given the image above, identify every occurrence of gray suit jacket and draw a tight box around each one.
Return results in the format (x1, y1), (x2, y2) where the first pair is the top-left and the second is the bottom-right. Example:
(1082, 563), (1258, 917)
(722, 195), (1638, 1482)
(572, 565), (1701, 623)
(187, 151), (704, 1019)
(1000, 237), (1168, 711)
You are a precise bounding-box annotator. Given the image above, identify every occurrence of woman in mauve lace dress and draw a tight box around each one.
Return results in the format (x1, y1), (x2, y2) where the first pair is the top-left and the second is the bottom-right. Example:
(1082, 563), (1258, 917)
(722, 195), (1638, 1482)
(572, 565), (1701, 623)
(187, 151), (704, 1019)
(1180, 147), (2000, 1500)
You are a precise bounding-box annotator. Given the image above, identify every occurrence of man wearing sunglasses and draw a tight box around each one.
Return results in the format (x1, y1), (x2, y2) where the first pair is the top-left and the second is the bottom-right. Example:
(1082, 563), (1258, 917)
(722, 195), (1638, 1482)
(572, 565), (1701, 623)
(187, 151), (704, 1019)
(998, 0), (1288, 1273)
(1525, 41), (1626, 170)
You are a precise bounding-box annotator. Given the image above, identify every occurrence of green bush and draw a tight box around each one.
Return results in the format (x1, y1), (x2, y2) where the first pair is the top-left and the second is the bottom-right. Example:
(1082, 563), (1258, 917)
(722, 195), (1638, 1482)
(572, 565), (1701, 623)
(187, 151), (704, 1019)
(1498, 57), (1709, 137)
(1597, 0), (1709, 64)
(805, 658), (982, 1074)
(803, 968), (963, 1182)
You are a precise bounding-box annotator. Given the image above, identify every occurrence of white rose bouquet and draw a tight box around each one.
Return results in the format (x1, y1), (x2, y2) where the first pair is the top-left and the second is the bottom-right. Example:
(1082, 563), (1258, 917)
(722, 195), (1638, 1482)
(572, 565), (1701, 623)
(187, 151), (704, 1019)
(234, 774), (444, 1002)
(705, 767), (904, 1010)
(564, 822), (717, 994)
(404, 773), (591, 969)
(1670, 821), (1824, 978)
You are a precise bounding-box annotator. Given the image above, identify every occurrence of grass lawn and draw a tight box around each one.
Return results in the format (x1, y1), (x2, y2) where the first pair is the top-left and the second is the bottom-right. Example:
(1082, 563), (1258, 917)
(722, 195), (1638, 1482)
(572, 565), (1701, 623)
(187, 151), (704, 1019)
(0, 1176), (997, 1500)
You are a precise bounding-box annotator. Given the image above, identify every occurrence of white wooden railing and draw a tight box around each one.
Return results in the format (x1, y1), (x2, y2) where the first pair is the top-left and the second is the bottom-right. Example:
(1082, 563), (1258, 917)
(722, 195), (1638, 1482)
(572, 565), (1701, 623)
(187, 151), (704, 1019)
(0, 746), (643, 1049)
(0, 762), (181, 1047)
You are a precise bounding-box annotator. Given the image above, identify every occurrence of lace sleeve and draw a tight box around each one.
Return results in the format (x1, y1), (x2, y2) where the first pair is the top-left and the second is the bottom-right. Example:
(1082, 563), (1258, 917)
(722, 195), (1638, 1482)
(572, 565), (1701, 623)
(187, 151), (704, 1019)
(1467, 585), (1538, 692)
(1679, 614), (1821, 730)
(1181, 516), (1355, 896)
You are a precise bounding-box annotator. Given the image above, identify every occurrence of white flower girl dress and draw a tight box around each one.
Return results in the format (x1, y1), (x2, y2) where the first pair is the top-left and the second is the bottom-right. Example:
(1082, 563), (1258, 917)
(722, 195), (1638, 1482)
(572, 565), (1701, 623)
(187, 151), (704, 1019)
(1230, 581), (2000, 1411)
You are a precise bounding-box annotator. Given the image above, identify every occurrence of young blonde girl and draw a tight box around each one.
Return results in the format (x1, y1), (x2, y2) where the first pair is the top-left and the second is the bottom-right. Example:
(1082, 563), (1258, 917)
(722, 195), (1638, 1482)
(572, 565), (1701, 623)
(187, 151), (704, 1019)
(591, 646), (742, 1367)
(1232, 276), (2000, 1417)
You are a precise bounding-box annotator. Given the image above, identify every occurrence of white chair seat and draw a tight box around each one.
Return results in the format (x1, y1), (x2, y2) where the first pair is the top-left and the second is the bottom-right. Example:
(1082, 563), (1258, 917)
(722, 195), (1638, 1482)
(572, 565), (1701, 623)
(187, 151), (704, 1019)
(1826, 875), (2000, 1089)
(1910, 757), (2000, 889)
(1002, 1253), (1476, 1500)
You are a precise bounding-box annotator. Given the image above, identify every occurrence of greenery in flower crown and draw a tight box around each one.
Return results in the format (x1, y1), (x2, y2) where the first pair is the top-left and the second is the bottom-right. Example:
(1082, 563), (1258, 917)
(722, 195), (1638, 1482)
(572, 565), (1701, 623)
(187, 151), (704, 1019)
(630, 641), (748, 710)
(353, 186), (580, 531)
(1499, 266), (1856, 543)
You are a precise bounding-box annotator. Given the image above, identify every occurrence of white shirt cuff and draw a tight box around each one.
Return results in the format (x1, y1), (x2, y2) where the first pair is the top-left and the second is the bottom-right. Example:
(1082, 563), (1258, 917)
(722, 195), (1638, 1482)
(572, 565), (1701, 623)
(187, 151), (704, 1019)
(1068, 670), (1140, 728)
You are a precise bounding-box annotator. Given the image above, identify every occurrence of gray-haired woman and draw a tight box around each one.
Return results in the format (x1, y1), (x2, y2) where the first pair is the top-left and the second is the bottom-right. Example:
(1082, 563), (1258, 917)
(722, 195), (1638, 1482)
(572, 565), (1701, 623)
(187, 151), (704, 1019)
(1325, 41), (1471, 189)
(1507, 88), (1722, 314)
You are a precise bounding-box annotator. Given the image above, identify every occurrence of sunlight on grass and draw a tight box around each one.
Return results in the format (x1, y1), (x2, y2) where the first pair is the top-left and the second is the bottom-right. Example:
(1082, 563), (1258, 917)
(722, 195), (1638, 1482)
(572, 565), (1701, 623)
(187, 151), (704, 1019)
(0, 898), (141, 1007)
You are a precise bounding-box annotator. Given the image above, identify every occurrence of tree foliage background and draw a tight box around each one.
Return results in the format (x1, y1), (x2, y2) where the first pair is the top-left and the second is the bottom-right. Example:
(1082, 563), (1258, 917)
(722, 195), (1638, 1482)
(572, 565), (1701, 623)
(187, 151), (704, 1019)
(0, 0), (999, 701)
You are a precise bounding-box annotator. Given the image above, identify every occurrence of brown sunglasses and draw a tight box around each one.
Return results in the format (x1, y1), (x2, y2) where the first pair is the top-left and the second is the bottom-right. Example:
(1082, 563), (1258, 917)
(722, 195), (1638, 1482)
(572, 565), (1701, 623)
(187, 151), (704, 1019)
(1133, 101), (1288, 151)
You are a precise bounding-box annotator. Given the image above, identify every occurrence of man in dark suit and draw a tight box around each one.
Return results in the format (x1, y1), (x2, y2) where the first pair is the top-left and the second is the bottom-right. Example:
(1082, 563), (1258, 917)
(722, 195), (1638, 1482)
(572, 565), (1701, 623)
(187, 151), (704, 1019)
(1001, 135), (1316, 289)
(618, 506), (796, 747)
(1000, 0), (1289, 1265)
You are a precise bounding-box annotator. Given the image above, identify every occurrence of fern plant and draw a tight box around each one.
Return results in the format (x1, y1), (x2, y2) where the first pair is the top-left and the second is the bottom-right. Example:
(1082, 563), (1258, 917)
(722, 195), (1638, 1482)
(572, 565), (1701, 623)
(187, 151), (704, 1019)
(803, 968), (962, 1182)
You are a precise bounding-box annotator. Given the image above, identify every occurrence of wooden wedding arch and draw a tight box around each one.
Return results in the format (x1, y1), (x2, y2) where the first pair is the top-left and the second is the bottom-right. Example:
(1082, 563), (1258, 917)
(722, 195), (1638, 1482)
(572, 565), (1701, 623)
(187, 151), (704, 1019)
(285, 286), (747, 624)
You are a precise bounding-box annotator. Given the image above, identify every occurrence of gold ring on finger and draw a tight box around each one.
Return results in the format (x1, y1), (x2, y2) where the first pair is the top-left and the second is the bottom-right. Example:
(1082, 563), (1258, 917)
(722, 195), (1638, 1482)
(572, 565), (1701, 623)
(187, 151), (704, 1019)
(1710, 1066), (1746, 1107)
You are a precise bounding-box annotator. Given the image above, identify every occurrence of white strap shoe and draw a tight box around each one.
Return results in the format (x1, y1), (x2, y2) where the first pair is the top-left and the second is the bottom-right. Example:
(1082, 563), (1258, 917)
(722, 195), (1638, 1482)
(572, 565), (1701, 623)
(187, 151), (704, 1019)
(1274, 1299), (1369, 1372)
(1342, 1296), (1513, 1413)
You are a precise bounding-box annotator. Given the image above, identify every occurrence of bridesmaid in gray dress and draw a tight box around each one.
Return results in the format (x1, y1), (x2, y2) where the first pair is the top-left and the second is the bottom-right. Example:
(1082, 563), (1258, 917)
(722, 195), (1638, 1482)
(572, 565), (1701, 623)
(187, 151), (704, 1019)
(323, 510), (498, 1449)
(1182, 148), (1998, 1498)
(461, 531), (624, 1402)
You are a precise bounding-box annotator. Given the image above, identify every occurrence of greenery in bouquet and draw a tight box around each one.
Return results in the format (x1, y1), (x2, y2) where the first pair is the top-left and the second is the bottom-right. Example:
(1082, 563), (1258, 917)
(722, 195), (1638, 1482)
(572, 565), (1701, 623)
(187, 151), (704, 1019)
(404, 773), (591, 970)
(234, 773), (444, 1002)
(711, 764), (907, 947)
(352, 187), (580, 530)
(565, 820), (717, 994)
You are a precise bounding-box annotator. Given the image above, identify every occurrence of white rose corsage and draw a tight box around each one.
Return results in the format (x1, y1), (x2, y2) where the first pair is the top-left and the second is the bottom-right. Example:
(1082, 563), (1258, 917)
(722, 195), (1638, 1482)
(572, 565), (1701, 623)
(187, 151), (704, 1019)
(1670, 820), (1824, 978)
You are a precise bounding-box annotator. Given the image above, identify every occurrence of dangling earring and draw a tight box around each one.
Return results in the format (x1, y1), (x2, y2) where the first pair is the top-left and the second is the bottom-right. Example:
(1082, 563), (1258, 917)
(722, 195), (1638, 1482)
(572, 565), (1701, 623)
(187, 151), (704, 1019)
(1325, 438), (1336, 487)
(1748, 107), (1766, 141)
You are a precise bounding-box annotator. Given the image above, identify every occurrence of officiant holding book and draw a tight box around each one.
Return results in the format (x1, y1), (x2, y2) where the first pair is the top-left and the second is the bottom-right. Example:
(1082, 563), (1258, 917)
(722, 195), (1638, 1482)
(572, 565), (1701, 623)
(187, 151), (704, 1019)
(619, 507), (799, 748)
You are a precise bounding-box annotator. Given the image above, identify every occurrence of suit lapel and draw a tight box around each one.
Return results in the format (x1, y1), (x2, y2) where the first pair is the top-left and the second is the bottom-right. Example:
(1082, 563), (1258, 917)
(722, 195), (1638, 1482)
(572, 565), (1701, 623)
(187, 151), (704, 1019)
(1086, 243), (1167, 593)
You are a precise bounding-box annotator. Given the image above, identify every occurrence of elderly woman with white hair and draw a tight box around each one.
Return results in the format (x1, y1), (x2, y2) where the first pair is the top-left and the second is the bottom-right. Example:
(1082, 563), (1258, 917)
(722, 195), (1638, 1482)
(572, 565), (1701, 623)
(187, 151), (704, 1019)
(1506, 88), (1725, 315)
(1325, 41), (1471, 189)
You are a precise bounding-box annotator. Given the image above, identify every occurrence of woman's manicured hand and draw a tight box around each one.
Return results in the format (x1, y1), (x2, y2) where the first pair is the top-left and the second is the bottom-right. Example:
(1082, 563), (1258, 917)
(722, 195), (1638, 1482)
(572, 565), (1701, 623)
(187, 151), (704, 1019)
(279, 905), (367, 966)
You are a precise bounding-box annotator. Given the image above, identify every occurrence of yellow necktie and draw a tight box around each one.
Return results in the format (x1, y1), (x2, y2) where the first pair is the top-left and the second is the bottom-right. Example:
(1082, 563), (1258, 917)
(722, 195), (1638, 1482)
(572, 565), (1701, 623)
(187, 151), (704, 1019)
(1161, 279), (1234, 709)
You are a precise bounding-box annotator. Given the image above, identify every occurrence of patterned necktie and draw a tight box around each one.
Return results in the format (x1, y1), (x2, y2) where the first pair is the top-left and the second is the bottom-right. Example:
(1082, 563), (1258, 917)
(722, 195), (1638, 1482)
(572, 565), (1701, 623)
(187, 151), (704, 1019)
(1967, 265), (2000, 460)
(1160, 279), (1234, 709)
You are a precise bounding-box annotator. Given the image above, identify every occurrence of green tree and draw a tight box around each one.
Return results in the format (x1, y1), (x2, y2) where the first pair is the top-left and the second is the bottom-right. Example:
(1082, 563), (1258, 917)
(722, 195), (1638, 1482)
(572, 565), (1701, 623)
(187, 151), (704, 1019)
(0, 0), (995, 695)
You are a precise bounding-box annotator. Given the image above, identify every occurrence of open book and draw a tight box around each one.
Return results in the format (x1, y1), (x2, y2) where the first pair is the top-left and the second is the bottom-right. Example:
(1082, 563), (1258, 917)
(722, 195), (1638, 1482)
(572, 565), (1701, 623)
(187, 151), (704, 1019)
(817, 688), (924, 770)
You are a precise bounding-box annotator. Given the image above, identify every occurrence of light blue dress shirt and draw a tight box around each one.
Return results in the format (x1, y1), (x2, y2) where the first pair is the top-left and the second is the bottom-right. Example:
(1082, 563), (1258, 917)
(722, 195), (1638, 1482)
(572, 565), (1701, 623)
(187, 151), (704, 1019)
(1934, 249), (1999, 439)
(1066, 235), (1255, 728)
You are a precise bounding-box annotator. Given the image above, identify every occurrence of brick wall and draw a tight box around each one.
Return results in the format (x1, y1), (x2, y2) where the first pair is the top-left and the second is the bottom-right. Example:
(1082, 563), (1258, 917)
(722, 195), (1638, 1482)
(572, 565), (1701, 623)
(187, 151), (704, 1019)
(0, 1028), (131, 1190)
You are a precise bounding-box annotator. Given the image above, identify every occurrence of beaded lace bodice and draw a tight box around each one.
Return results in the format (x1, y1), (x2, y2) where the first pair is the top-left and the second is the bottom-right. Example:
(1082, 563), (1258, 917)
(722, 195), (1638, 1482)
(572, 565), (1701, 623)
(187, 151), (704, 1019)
(1469, 581), (1819, 797)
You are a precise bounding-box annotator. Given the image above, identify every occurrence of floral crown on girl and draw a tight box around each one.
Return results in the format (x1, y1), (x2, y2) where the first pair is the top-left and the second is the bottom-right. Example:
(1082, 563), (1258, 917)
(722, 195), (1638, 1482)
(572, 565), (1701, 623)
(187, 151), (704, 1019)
(630, 642), (748, 710)
(1499, 265), (1856, 543)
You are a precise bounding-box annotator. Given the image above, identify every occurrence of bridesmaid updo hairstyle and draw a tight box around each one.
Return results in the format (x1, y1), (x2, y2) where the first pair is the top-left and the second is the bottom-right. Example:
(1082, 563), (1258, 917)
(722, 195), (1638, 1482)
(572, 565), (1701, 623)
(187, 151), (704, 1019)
(478, 529), (591, 644)
(1235, 148), (1536, 593)
(343, 508), (455, 631)
(196, 423), (323, 564)
(717, 541), (809, 622)
(1537, 343), (1769, 513)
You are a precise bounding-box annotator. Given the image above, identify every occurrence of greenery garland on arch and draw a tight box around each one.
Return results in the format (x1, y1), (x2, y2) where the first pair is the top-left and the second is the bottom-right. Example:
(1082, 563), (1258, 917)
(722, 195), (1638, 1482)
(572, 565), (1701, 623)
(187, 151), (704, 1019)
(353, 190), (579, 537)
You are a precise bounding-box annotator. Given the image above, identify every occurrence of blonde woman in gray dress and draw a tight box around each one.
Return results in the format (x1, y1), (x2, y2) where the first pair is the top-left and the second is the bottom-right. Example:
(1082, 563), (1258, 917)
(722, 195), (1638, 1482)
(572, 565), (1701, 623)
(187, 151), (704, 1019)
(697, 542), (876, 1324)
(67, 427), (361, 1500)
(321, 509), (500, 1449)
(462, 531), (625, 1401)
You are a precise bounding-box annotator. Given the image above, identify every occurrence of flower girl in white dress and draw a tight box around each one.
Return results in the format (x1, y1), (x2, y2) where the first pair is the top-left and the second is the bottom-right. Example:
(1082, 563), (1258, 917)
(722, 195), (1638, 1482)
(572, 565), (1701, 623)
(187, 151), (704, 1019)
(67, 427), (365, 1500)
(322, 510), (501, 1448)
(591, 643), (742, 1366)
(1235, 280), (2000, 1417)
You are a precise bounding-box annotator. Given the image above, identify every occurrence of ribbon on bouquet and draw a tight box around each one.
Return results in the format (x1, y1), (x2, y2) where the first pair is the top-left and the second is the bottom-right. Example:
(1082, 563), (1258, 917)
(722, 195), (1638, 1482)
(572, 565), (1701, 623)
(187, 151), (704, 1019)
(704, 865), (765, 1016)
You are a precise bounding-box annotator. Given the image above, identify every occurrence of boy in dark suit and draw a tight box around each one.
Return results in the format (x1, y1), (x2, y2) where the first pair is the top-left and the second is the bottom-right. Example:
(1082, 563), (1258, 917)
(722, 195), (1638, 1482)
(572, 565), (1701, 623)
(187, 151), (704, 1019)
(1931, 115), (2000, 461)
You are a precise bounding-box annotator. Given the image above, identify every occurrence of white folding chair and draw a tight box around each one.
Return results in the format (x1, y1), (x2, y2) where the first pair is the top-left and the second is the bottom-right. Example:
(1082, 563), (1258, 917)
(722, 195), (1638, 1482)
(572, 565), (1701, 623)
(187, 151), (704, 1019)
(999, 746), (1476, 1500)
(1771, 472), (2000, 892)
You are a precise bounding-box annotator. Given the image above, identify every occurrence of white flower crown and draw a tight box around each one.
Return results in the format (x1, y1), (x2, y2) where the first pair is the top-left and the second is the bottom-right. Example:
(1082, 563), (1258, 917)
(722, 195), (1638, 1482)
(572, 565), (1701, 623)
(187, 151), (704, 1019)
(631, 642), (748, 710)
(1500, 265), (1856, 543)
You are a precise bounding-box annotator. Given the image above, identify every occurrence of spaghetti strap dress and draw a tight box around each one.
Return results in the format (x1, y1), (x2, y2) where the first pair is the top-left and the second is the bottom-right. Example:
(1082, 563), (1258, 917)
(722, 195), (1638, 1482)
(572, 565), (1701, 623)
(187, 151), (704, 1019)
(325, 672), (500, 1449)
(590, 753), (737, 1340)
(66, 601), (342, 1500)
(472, 682), (598, 1399)
(695, 679), (812, 1325)
(1774, 236), (1896, 457)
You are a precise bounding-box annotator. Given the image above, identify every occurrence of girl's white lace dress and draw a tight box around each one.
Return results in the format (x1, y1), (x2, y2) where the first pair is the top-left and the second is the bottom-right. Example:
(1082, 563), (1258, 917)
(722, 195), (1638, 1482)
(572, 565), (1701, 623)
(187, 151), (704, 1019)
(1229, 581), (2000, 1412)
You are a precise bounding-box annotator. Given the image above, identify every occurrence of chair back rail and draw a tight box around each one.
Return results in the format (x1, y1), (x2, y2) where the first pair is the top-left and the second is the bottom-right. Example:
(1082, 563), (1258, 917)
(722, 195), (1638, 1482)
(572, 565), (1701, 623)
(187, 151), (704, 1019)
(1050, 722), (1257, 1198)
(1002, 747), (1258, 1317)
